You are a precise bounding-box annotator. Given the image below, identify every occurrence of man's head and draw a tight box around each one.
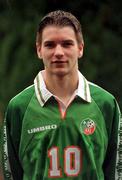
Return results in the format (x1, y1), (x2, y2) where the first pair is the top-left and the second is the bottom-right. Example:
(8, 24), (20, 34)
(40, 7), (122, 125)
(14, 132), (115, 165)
(36, 10), (84, 45)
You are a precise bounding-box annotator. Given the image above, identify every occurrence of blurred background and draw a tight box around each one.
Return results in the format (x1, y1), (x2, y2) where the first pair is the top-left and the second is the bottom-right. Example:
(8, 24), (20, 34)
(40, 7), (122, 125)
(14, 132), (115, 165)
(0, 0), (122, 177)
(0, 0), (122, 123)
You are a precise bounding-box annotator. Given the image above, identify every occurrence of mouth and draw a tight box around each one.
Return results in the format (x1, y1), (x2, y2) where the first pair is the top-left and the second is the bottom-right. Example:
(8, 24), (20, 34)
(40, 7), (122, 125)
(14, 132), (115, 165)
(51, 61), (68, 68)
(52, 60), (68, 64)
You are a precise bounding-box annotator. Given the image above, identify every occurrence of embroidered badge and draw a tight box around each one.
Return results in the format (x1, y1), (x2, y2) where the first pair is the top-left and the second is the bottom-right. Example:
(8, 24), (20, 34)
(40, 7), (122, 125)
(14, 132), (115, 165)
(80, 118), (96, 135)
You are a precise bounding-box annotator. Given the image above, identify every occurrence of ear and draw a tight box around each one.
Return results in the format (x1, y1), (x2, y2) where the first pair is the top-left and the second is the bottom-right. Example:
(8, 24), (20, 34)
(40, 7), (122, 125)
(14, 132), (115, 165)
(36, 42), (42, 59)
(78, 42), (84, 58)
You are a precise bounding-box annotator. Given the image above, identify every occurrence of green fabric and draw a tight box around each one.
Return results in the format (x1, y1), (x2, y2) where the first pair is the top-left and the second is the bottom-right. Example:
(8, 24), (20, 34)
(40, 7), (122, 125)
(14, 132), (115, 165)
(2, 83), (121, 180)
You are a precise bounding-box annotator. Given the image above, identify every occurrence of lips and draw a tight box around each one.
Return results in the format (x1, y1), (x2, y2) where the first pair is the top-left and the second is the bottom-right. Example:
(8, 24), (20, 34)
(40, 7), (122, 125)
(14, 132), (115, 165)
(52, 60), (68, 64)
(51, 61), (68, 68)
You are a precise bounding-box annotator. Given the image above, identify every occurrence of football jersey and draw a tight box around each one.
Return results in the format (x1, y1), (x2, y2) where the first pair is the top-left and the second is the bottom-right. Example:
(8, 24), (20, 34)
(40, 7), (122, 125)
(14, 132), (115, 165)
(1, 71), (122, 180)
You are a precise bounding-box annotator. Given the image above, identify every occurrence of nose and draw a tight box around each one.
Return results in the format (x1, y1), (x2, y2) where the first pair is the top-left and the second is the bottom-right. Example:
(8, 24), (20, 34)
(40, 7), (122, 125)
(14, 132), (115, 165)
(54, 45), (64, 58)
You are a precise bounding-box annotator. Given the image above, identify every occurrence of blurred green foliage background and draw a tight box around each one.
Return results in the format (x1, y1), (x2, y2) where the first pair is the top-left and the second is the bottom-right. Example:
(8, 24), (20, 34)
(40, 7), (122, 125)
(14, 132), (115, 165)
(0, 0), (122, 123)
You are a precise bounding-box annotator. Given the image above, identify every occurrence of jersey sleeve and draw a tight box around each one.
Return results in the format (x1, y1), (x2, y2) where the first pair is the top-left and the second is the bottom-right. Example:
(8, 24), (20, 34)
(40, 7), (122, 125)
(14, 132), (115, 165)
(1, 86), (34, 180)
(103, 99), (122, 180)
(2, 101), (23, 180)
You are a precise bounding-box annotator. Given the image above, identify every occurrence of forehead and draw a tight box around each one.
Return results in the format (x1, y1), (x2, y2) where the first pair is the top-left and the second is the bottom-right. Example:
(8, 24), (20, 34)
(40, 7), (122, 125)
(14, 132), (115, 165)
(41, 26), (77, 42)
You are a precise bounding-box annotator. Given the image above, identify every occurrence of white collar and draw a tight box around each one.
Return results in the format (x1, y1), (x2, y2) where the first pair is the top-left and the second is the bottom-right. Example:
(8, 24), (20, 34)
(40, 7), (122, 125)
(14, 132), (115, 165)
(34, 70), (91, 106)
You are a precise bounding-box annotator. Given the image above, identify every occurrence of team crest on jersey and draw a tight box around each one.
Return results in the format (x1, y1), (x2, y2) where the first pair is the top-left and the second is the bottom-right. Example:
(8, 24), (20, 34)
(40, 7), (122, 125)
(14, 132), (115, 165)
(80, 118), (96, 135)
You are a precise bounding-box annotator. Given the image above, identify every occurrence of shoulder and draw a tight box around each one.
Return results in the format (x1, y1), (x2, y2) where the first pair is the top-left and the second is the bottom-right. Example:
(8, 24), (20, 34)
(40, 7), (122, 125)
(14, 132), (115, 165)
(88, 81), (116, 120)
(7, 85), (35, 115)
(89, 81), (115, 104)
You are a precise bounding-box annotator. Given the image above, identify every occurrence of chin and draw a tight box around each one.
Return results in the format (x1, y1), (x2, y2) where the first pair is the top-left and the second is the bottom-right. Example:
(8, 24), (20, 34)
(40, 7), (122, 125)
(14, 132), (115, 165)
(51, 70), (69, 77)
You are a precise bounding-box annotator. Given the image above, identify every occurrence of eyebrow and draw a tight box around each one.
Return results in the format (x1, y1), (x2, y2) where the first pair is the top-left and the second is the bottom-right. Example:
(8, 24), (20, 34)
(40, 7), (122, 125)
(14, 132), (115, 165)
(44, 39), (75, 44)
(44, 41), (54, 45)
(61, 40), (74, 44)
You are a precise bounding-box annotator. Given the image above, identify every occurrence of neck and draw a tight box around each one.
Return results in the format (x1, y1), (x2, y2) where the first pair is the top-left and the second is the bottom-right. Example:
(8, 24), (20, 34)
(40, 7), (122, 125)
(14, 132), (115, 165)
(42, 70), (79, 103)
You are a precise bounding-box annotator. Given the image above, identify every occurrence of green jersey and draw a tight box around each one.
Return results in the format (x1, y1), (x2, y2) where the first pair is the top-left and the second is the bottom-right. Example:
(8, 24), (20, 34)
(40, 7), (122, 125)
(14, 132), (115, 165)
(1, 71), (122, 180)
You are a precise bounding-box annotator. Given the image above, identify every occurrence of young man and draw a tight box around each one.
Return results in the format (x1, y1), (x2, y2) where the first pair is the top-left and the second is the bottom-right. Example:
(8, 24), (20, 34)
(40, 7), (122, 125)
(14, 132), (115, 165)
(2, 10), (122, 180)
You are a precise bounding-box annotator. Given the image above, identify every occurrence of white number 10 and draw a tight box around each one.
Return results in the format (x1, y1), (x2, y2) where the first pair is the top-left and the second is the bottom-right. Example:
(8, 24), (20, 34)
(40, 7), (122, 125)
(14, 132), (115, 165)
(48, 146), (82, 178)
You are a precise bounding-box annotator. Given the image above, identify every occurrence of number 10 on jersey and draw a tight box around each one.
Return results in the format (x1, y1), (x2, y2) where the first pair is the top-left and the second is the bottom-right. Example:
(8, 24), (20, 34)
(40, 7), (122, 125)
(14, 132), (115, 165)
(48, 146), (82, 177)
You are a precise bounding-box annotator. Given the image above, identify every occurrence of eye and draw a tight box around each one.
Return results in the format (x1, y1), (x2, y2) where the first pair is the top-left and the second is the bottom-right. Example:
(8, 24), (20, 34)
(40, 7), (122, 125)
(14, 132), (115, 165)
(62, 41), (74, 48)
(44, 42), (55, 49)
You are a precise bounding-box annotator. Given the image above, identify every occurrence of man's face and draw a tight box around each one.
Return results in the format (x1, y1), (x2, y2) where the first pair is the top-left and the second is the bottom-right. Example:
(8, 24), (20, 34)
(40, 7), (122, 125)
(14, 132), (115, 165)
(37, 26), (83, 76)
